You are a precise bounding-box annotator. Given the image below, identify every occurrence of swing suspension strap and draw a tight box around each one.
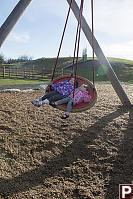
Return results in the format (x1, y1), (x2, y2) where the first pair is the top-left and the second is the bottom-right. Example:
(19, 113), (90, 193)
(72, 0), (95, 89)
(91, 0), (95, 85)
(72, 11), (80, 76)
(51, 0), (73, 82)
(73, 0), (84, 98)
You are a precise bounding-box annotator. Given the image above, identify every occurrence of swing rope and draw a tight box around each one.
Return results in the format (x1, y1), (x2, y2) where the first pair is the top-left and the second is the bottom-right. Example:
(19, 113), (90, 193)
(72, 0), (83, 76)
(91, 0), (95, 85)
(48, 0), (97, 113)
(73, 0), (84, 98)
(51, 0), (73, 82)
(72, 20), (80, 76)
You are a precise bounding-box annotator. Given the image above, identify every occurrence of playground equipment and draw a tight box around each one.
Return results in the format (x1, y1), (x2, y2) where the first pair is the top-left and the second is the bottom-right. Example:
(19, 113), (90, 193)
(50, 75), (97, 113)
(0, 0), (132, 108)
(49, 0), (97, 112)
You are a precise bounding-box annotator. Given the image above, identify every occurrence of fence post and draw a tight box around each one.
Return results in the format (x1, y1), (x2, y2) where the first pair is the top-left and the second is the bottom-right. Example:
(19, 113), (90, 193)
(3, 65), (5, 78)
(24, 67), (26, 78)
(62, 68), (64, 76)
(16, 67), (18, 77)
(9, 65), (11, 77)
(42, 68), (44, 79)
(32, 65), (34, 79)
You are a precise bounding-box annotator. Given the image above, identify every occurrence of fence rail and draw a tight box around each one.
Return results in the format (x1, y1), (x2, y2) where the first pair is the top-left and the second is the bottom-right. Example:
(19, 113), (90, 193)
(0, 65), (68, 80)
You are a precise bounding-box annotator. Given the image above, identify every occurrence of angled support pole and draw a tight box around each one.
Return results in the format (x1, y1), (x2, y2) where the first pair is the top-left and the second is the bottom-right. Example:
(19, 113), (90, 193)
(0, 0), (32, 48)
(67, 0), (131, 107)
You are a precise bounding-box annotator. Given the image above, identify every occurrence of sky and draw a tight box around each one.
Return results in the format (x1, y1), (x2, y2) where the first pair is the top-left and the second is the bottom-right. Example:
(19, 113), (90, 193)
(0, 0), (133, 60)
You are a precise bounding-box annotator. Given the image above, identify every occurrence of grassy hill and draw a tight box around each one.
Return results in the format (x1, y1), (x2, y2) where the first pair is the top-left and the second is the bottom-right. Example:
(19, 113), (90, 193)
(21, 57), (133, 83)
(22, 57), (73, 73)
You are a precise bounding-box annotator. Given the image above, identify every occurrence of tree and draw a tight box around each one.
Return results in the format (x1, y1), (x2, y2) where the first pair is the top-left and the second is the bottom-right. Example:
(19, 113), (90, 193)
(18, 55), (32, 62)
(0, 54), (5, 64)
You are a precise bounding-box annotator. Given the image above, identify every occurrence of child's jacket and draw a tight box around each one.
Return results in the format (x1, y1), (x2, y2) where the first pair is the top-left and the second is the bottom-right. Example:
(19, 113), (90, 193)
(69, 88), (91, 104)
(51, 80), (74, 97)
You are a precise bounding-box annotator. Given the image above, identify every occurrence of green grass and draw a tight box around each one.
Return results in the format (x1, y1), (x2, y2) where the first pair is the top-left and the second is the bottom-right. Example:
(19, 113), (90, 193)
(0, 78), (50, 86)
(108, 57), (133, 64)
(1, 57), (133, 85)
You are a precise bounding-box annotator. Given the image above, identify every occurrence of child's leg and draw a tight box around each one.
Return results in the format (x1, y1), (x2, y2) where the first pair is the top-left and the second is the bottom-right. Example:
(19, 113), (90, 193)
(31, 91), (59, 107)
(55, 97), (70, 105)
(41, 91), (59, 101)
(41, 91), (61, 104)
(60, 98), (74, 119)
(66, 98), (74, 113)
(48, 93), (64, 103)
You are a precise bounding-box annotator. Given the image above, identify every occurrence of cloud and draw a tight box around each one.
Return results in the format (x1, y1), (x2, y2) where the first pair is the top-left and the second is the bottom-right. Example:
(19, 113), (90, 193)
(8, 32), (30, 43)
(102, 40), (133, 60)
(2, 0), (133, 60)
(93, 0), (133, 37)
(26, 0), (82, 25)
(27, 0), (68, 20)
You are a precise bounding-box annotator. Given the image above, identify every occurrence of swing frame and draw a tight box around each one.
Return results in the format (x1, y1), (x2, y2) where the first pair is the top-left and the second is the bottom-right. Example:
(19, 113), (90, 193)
(0, 0), (131, 106)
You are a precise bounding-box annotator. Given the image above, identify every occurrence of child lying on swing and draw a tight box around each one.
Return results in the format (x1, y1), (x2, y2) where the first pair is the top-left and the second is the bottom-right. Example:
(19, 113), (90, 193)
(51, 84), (91, 119)
(31, 77), (78, 107)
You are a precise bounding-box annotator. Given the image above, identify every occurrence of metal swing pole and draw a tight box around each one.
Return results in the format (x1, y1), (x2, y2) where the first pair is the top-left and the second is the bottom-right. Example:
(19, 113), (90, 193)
(66, 0), (131, 107)
(0, 0), (32, 48)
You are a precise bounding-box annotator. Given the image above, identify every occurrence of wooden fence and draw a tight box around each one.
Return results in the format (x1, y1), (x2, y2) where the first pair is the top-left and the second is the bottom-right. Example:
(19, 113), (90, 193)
(0, 65), (68, 80)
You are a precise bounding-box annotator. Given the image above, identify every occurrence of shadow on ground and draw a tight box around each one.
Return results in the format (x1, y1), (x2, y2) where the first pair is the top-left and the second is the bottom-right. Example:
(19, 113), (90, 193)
(0, 106), (133, 198)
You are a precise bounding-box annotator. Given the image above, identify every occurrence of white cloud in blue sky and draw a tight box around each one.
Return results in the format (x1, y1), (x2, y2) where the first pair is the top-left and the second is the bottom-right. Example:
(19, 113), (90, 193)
(8, 32), (30, 43)
(0, 0), (133, 60)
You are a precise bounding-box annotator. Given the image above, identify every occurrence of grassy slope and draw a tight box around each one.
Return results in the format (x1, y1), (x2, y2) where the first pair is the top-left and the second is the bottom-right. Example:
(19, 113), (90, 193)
(62, 57), (133, 83)
(0, 79), (49, 86)
(1, 57), (133, 85)
(109, 58), (133, 83)
(23, 57), (73, 73)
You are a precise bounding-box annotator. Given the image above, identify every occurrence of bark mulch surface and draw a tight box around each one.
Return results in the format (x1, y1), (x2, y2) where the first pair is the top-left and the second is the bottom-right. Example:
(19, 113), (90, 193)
(0, 84), (133, 199)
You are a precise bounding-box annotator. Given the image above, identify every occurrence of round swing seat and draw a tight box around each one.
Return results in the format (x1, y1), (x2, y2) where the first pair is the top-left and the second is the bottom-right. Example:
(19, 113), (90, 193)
(46, 76), (97, 113)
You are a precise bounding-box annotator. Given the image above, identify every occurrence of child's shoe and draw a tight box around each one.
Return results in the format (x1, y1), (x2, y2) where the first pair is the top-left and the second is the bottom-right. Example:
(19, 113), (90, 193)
(49, 102), (56, 108)
(60, 114), (69, 119)
(31, 100), (42, 107)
